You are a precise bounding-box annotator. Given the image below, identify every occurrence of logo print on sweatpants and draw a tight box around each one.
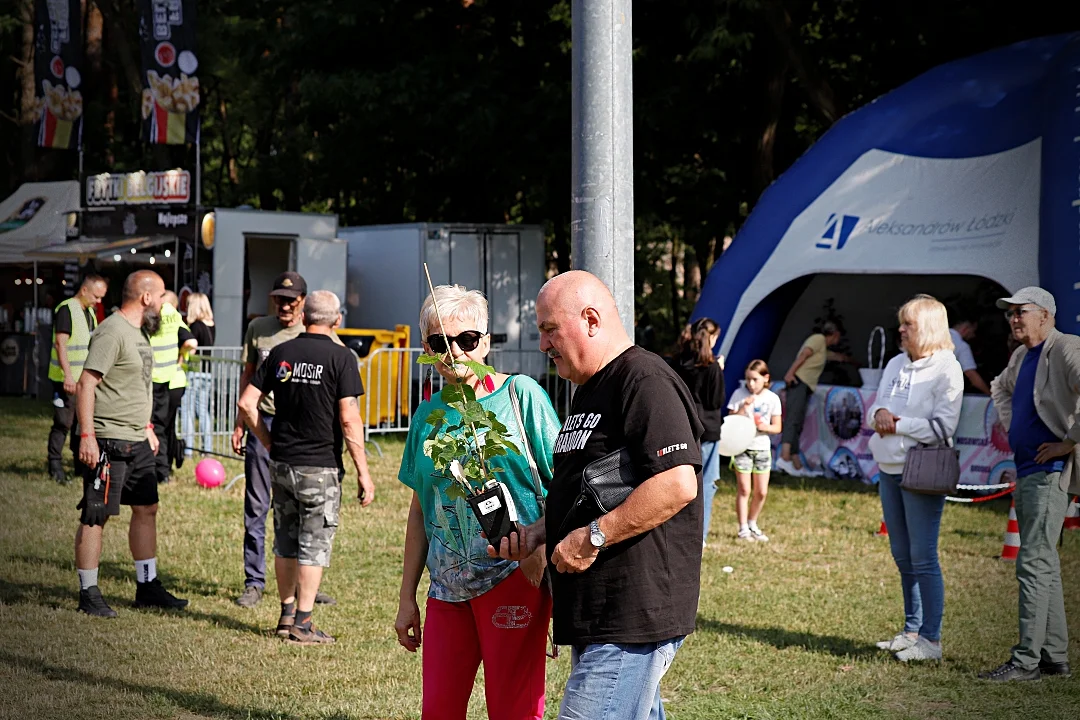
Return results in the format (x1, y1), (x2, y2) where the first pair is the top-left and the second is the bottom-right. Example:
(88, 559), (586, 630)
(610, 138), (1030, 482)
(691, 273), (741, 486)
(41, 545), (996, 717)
(492, 605), (532, 629)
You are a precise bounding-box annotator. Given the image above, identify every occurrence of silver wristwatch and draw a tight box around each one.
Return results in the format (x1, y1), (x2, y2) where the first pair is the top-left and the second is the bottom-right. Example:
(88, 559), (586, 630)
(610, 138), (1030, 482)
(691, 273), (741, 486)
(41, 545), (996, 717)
(589, 519), (607, 549)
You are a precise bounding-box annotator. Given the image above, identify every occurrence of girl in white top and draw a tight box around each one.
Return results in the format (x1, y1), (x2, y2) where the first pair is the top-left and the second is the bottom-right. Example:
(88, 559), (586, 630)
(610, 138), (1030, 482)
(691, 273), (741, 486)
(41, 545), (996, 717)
(727, 359), (783, 541)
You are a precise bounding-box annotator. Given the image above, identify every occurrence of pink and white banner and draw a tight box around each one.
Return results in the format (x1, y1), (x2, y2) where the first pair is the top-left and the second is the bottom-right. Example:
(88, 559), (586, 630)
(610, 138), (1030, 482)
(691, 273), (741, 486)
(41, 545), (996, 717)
(772, 382), (1016, 487)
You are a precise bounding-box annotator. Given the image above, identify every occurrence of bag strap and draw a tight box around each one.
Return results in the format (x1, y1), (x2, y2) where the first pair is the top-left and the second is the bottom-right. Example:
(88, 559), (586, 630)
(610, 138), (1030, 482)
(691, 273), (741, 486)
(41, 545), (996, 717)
(929, 417), (952, 447)
(508, 376), (546, 514)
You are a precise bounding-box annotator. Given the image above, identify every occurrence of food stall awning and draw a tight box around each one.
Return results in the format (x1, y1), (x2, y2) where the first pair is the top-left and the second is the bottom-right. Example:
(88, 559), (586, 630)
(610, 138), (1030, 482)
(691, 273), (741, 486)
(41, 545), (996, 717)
(24, 235), (179, 261)
(0, 181), (80, 264)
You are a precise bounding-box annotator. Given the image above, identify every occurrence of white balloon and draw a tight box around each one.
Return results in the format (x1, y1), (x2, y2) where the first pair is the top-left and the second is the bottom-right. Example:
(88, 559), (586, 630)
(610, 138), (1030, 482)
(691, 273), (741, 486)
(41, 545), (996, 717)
(717, 414), (756, 457)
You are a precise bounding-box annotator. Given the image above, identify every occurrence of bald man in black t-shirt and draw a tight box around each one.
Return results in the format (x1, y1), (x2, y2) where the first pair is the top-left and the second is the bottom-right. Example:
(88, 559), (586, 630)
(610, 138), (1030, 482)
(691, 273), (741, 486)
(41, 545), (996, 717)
(490, 271), (704, 719)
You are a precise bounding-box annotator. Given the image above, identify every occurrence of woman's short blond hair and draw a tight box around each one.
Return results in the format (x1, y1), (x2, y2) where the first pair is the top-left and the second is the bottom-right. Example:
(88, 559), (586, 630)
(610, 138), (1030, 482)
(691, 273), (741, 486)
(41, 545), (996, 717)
(898, 294), (954, 358)
(185, 292), (214, 326)
(419, 285), (489, 338)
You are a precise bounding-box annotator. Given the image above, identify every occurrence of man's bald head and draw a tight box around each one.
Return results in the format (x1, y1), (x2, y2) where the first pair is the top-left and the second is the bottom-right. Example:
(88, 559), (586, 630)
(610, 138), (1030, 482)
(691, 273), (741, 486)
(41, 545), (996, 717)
(536, 270), (631, 384)
(537, 270), (620, 321)
(122, 270), (164, 303)
(162, 290), (179, 308)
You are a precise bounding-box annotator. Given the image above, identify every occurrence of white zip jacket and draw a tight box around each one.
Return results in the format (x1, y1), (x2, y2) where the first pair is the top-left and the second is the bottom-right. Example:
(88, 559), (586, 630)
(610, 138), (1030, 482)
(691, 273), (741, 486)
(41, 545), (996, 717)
(866, 350), (964, 474)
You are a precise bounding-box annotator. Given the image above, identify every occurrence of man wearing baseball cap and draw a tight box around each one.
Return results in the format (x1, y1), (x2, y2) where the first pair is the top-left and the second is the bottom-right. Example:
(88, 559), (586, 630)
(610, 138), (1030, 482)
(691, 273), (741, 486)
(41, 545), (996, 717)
(982, 286), (1080, 682)
(230, 271), (334, 608)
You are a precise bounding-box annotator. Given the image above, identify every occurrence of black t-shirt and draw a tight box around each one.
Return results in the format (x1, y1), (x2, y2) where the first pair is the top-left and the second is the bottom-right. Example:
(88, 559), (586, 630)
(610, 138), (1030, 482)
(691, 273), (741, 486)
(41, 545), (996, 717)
(54, 303), (95, 336)
(189, 320), (215, 352)
(670, 352), (726, 442)
(251, 333), (364, 469)
(546, 345), (704, 646)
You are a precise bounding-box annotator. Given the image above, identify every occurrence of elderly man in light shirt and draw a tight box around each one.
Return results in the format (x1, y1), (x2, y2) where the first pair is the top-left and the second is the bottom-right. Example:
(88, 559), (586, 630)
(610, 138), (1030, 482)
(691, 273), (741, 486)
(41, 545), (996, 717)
(982, 286), (1080, 682)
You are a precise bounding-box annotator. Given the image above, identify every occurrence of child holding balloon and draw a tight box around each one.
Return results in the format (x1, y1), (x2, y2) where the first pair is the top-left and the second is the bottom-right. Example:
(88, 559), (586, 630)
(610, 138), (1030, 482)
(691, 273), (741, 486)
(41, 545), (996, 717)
(726, 359), (783, 541)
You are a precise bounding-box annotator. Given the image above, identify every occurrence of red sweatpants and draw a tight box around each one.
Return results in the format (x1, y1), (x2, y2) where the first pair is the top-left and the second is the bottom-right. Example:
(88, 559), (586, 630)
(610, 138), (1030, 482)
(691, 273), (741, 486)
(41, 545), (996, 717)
(422, 568), (551, 720)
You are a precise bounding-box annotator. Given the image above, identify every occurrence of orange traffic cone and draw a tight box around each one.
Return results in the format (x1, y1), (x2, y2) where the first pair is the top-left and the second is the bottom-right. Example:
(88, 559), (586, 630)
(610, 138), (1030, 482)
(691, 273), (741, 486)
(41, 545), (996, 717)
(1000, 499), (1021, 561)
(875, 519), (888, 537)
(1065, 497), (1080, 531)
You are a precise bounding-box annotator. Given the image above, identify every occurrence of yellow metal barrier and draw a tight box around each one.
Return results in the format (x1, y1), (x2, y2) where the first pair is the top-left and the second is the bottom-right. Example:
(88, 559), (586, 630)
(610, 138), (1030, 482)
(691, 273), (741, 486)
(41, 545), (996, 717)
(335, 325), (411, 428)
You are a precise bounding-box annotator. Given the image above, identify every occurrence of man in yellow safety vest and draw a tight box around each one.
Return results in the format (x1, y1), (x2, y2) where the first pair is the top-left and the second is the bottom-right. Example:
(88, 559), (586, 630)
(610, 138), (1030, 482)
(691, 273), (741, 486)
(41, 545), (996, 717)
(148, 291), (197, 484)
(47, 274), (108, 484)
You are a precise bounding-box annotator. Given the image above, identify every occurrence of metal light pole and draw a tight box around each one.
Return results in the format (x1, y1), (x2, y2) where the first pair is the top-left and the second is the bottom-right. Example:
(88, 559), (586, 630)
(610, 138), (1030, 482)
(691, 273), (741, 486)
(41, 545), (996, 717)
(571, 0), (635, 338)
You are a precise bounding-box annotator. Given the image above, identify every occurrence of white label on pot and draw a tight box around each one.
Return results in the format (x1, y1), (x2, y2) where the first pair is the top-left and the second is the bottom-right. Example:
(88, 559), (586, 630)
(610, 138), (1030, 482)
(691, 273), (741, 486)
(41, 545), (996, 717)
(499, 482), (519, 522)
(478, 496), (502, 515)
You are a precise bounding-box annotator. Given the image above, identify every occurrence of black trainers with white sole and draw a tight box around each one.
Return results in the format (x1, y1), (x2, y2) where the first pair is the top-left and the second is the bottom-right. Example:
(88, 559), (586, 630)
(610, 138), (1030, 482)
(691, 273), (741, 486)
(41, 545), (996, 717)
(133, 578), (189, 610)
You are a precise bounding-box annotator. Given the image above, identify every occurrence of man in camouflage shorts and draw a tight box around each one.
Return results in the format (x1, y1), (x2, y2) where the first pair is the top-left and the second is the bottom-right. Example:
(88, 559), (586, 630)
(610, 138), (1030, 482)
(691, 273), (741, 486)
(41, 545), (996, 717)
(239, 290), (374, 645)
(271, 465), (342, 569)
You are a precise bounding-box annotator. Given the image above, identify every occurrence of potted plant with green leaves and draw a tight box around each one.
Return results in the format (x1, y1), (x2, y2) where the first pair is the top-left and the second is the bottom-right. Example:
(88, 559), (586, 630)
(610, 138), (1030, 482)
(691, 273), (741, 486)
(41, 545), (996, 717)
(416, 267), (524, 548)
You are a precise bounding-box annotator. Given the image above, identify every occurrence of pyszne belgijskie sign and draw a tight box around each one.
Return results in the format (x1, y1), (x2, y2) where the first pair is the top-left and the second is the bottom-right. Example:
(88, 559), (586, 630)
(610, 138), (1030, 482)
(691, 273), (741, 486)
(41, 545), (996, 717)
(138, 1), (199, 145)
(33, 0), (84, 150)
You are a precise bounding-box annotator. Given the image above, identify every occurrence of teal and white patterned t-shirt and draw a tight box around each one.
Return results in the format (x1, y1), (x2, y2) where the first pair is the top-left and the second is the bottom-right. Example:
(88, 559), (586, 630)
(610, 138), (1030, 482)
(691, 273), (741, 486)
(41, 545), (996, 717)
(398, 374), (561, 602)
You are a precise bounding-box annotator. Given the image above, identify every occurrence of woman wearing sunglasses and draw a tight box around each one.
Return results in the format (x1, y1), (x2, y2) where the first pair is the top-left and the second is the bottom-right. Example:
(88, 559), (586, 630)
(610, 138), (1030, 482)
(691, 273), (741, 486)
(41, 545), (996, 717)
(395, 284), (561, 720)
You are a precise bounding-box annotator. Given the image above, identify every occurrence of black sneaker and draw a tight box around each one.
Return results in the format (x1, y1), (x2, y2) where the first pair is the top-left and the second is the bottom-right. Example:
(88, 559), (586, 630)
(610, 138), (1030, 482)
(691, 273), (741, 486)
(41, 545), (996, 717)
(133, 578), (189, 610)
(78, 586), (118, 618)
(314, 590), (337, 606)
(174, 439), (186, 469)
(235, 585), (263, 608)
(979, 661), (1041, 682)
(1039, 659), (1072, 677)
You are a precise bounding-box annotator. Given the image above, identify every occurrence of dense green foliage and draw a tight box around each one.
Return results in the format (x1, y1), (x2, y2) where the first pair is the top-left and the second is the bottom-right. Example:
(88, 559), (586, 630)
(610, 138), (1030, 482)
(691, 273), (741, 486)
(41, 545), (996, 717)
(1, 1), (1075, 347)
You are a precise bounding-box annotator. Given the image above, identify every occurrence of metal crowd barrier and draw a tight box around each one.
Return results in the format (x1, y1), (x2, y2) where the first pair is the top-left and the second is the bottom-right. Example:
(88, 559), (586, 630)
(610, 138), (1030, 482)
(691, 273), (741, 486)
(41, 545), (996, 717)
(177, 347), (245, 458)
(177, 346), (572, 459)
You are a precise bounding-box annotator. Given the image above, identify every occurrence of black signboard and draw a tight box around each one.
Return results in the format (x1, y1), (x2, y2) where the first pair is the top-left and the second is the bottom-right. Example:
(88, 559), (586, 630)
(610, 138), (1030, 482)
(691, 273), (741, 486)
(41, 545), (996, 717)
(82, 207), (196, 239)
(138, 1), (199, 145)
(33, 0), (83, 150)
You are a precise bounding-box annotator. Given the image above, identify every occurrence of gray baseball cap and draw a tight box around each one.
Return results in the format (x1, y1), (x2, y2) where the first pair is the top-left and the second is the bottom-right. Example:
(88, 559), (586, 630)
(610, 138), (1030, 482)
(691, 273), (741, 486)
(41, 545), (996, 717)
(996, 286), (1056, 316)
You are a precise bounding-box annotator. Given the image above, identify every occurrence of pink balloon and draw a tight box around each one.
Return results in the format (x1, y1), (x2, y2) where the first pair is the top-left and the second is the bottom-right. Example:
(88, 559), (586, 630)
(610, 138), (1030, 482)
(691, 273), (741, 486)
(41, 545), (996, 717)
(195, 458), (226, 488)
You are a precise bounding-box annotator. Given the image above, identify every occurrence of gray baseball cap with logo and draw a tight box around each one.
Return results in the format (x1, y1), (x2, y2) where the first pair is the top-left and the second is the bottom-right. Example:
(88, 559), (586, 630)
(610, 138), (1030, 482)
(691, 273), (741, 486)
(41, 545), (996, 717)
(995, 286), (1056, 316)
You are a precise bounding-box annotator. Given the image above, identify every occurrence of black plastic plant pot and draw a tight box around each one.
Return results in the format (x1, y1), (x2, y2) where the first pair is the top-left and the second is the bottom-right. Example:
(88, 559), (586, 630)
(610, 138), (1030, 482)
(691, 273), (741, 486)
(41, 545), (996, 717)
(468, 482), (520, 550)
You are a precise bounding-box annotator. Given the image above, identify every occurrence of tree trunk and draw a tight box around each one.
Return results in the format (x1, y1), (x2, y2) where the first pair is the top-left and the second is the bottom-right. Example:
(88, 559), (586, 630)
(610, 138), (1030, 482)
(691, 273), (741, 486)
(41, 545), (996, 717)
(762, 0), (839, 124)
(753, 52), (788, 194)
(18, 0), (40, 181)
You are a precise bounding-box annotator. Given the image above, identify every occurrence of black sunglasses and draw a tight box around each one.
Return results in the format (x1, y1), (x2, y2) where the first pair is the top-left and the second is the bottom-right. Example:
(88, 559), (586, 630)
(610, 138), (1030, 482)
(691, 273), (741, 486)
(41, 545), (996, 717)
(427, 331), (487, 354)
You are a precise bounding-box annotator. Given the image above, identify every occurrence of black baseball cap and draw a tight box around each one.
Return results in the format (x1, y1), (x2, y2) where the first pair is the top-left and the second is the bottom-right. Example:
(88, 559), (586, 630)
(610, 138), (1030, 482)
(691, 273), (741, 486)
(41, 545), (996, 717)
(269, 271), (307, 299)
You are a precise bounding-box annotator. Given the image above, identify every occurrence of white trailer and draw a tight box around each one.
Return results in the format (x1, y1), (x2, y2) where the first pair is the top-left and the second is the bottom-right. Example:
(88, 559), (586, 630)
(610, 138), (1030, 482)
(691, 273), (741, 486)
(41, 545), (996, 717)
(210, 208), (346, 347)
(342, 223), (547, 374)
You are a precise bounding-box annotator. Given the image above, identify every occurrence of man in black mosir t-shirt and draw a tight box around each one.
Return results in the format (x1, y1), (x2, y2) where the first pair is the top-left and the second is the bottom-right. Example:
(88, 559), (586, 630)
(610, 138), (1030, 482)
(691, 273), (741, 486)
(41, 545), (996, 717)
(490, 270), (704, 719)
(238, 290), (375, 646)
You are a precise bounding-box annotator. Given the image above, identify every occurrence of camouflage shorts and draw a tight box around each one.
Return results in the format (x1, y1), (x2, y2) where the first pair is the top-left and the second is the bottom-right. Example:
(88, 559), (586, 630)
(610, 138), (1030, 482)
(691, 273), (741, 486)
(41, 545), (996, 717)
(270, 462), (343, 567)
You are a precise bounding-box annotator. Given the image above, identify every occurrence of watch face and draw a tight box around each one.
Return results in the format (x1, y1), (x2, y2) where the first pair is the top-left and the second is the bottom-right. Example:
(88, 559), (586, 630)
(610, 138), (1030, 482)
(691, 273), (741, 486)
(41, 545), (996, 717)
(590, 530), (605, 547)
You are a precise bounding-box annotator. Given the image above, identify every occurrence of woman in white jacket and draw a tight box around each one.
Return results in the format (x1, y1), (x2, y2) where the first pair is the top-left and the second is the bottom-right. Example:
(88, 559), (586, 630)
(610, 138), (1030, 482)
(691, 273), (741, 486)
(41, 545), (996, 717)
(867, 294), (964, 663)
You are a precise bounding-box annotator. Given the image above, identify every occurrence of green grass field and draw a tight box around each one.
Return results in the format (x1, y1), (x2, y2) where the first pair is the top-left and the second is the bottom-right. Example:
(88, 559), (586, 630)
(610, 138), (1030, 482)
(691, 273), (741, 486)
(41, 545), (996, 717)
(1, 396), (1078, 719)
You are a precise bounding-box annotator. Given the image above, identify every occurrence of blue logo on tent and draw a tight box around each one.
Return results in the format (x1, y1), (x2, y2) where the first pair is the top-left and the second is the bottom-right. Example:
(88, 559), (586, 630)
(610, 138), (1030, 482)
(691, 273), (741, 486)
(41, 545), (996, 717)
(817, 213), (860, 250)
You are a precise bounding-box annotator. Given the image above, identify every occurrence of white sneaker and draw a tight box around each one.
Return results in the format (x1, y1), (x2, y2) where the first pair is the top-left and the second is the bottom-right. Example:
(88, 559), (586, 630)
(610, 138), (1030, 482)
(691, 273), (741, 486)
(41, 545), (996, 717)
(774, 457), (799, 476)
(876, 632), (917, 652)
(749, 526), (769, 542)
(736, 529), (757, 542)
(895, 636), (942, 662)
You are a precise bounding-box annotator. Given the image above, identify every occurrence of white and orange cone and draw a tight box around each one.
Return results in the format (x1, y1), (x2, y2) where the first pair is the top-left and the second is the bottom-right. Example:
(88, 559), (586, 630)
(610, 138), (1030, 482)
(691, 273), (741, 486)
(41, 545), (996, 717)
(1064, 496), (1080, 531)
(1000, 499), (1021, 561)
(875, 519), (888, 537)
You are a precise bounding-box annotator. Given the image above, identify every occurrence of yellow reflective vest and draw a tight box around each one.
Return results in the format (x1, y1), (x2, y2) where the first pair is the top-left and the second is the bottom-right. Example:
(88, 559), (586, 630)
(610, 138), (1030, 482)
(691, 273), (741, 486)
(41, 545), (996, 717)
(151, 303), (190, 385)
(48, 297), (97, 382)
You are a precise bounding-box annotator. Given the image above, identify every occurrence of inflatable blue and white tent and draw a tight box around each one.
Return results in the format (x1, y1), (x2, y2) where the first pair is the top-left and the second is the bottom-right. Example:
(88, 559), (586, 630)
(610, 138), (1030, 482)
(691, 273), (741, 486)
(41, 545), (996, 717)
(693, 33), (1080, 387)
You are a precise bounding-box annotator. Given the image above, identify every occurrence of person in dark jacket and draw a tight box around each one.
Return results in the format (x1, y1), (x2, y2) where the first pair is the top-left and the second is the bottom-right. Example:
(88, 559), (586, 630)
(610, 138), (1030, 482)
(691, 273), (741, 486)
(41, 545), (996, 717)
(672, 317), (726, 546)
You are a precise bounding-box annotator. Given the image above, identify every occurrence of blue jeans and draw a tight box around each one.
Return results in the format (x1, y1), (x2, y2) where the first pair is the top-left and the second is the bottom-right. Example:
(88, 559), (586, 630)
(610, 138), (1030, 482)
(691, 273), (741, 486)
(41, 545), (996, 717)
(878, 471), (946, 641)
(700, 440), (721, 544)
(558, 637), (684, 720)
(181, 373), (213, 455)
